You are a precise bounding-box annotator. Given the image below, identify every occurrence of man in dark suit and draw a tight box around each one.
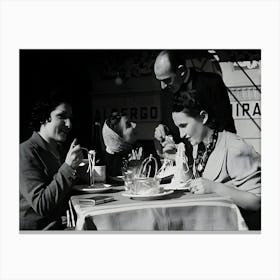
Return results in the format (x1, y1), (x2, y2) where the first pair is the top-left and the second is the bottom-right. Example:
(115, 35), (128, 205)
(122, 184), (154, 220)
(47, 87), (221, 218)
(153, 50), (236, 162)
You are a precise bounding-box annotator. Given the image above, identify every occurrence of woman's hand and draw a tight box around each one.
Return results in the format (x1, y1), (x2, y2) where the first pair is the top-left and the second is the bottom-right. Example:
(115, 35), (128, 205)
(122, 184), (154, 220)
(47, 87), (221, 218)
(189, 178), (218, 194)
(123, 125), (137, 144)
(65, 139), (83, 170)
(190, 178), (261, 211)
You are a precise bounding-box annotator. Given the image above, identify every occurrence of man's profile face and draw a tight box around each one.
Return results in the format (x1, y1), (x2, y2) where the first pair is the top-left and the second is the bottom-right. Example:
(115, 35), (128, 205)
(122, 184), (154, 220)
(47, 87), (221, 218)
(154, 56), (184, 93)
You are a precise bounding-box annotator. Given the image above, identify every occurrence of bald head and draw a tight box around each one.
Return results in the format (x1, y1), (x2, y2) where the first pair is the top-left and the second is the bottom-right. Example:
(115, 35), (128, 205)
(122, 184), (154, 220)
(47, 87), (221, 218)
(154, 50), (188, 93)
(154, 51), (172, 79)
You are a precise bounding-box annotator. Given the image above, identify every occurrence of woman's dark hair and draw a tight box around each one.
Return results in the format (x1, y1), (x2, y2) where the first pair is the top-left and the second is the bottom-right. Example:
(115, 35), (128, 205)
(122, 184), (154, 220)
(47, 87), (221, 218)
(29, 90), (72, 132)
(172, 86), (218, 130)
(105, 111), (126, 136)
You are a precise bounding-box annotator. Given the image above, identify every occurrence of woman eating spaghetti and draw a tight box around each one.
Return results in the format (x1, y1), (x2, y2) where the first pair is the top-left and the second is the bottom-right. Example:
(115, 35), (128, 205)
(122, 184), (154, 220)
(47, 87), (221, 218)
(171, 89), (261, 214)
(20, 92), (84, 230)
(102, 112), (138, 178)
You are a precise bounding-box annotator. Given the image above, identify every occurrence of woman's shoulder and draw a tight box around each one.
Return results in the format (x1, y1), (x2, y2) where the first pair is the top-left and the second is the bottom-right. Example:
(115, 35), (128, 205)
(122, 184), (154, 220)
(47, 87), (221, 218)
(20, 133), (42, 157)
(223, 131), (259, 157)
(223, 131), (242, 143)
(20, 137), (34, 153)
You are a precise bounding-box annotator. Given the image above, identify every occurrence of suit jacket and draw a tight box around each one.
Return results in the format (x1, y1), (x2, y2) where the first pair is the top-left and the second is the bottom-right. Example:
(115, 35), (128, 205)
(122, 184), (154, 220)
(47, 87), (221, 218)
(160, 69), (236, 164)
(20, 132), (77, 230)
(161, 69), (236, 143)
(203, 131), (261, 195)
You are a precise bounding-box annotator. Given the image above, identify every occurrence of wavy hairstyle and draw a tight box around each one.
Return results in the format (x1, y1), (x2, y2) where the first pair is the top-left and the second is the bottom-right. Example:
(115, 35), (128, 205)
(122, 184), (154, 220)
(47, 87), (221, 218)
(29, 90), (73, 132)
(172, 86), (219, 130)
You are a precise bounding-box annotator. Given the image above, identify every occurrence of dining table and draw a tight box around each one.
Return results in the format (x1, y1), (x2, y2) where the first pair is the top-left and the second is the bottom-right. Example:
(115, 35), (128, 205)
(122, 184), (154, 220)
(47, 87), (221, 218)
(69, 182), (248, 231)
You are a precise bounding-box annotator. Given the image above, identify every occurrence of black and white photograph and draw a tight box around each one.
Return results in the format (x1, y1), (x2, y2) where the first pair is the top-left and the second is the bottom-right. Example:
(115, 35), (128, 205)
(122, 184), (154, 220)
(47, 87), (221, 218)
(1, 1), (280, 280)
(19, 49), (261, 231)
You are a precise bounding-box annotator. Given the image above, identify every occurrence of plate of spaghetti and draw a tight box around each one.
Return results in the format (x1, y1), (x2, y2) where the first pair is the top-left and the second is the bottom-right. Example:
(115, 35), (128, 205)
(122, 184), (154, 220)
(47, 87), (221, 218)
(73, 183), (113, 193)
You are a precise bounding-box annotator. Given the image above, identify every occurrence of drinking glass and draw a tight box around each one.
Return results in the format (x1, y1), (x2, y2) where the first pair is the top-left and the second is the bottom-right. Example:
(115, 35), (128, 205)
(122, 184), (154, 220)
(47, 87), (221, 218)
(123, 170), (135, 192)
(89, 170), (95, 187)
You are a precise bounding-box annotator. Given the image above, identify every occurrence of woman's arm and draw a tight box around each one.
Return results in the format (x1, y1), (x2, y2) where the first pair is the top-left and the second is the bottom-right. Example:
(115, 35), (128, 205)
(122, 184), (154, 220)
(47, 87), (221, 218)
(215, 182), (261, 210)
(190, 134), (261, 211)
(190, 178), (261, 211)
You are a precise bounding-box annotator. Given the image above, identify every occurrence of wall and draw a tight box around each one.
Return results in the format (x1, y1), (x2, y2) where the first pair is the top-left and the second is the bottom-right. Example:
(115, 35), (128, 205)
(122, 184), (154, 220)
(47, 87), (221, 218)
(91, 75), (162, 141)
(89, 59), (261, 154)
(220, 62), (261, 153)
(89, 56), (224, 143)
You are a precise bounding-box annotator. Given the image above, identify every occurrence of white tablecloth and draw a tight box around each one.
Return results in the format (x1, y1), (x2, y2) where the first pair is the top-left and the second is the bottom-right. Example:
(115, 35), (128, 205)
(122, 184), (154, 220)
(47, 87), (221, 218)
(70, 187), (248, 231)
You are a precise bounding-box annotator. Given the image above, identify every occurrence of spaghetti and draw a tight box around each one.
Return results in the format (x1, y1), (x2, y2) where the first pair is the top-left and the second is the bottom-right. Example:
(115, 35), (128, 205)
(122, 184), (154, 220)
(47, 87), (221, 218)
(87, 150), (96, 187)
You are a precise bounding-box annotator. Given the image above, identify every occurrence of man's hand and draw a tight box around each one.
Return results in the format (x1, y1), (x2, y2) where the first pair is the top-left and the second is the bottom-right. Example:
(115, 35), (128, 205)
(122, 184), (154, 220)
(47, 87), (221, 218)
(65, 139), (84, 170)
(154, 124), (170, 142)
(154, 124), (177, 160)
(162, 136), (177, 153)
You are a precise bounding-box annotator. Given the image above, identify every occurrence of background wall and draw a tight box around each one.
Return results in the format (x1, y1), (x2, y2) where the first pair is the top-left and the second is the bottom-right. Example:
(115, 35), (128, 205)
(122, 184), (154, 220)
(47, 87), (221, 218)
(220, 62), (261, 153)
(20, 50), (261, 154)
(90, 74), (162, 140)
(20, 50), (93, 148)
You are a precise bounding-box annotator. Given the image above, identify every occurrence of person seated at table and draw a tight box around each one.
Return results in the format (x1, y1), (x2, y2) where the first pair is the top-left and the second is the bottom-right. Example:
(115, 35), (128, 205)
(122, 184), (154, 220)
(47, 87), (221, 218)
(102, 112), (138, 177)
(171, 89), (261, 214)
(20, 92), (84, 230)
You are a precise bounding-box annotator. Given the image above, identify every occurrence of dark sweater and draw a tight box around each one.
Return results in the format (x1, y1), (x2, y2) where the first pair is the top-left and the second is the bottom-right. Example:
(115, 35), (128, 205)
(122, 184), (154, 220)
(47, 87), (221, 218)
(20, 132), (77, 230)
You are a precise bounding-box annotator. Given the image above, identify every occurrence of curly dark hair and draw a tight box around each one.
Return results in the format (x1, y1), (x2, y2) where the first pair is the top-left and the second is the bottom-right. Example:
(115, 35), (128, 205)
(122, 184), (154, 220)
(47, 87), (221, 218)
(29, 90), (73, 132)
(172, 86), (219, 130)
(105, 111), (127, 136)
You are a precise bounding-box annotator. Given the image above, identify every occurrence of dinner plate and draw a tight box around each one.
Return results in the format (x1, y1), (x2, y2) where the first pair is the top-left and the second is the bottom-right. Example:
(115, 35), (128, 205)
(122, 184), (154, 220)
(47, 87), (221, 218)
(122, 190), (174, 200)
(73, 183), (113, 193)
(161, 180), (192, 191)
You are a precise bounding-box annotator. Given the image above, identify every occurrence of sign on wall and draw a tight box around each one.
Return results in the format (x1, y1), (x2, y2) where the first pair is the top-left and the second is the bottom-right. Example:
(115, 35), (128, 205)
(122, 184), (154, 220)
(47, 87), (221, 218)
(95, 105), (160, 123)
(228, 86), (261, 153)
(92, 92), (161, 140)
(231, 100), (261, 119)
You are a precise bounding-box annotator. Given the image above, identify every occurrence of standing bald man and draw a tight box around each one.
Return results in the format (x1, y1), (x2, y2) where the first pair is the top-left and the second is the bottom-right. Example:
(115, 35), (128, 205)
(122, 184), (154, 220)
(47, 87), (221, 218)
(153, 50), (236, 161)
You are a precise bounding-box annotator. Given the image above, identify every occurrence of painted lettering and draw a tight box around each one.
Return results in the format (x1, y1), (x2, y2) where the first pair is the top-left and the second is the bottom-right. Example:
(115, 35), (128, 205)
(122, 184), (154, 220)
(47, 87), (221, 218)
(130, 108), (138, 120)
(253, 103), (261, 116)
(150, 107), (158, 119)
(140, 107), (148, 119)
(242, 103), (250, 116)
